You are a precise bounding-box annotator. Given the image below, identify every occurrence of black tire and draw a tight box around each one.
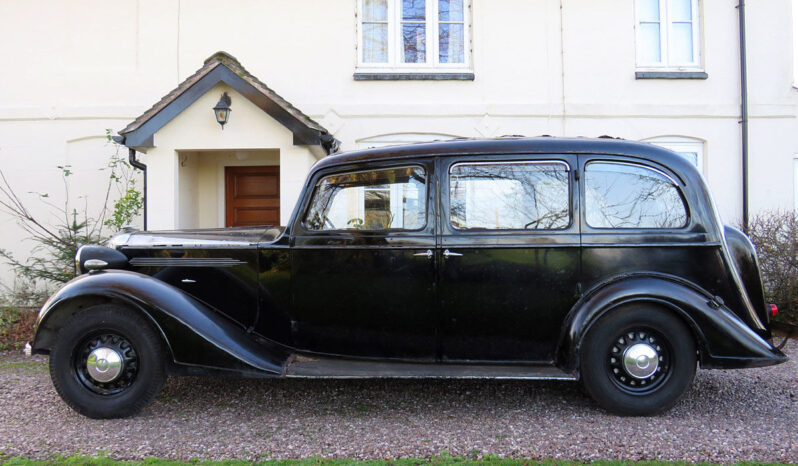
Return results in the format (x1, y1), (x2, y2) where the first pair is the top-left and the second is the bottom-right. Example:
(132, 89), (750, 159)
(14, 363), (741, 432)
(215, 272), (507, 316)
(580, 304), (696, 416)
(49, 304), (166, 418)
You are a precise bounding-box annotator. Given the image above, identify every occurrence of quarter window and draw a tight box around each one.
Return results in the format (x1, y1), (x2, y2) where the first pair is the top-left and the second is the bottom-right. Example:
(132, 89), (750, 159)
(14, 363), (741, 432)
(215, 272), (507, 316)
(636, 0), (701, 69)
(358, 0), (470, 71)
(449, 162), (571, 230)
(585, 162), (688, 229)
(304, 166), (427, 231)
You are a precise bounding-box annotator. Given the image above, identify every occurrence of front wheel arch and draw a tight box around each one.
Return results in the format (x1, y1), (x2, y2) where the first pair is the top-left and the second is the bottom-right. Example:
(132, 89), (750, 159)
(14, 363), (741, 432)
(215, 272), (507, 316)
(33, 294), (174, 364)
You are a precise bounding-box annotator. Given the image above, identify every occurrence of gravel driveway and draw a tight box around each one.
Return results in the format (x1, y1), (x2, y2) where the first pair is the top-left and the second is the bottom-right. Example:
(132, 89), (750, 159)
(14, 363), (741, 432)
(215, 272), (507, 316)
(0, 341), (795, 463)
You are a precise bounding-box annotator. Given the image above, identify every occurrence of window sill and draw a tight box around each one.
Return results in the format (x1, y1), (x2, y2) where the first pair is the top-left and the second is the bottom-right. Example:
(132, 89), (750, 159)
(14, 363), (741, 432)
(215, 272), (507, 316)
(635, 71), (708, 80)
(354, 72), (475, 81)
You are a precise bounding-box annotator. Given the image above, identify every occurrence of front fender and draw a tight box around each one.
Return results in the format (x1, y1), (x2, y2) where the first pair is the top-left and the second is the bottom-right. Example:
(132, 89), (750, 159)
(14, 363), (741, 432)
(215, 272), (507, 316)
(32, 270), (289, 375)
(556, 275), (787, 372)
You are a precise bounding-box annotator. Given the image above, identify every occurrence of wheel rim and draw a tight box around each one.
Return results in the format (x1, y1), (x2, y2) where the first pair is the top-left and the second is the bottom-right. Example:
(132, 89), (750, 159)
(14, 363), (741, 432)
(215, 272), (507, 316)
(73, 333), (139, 395)
(606, 328), (671, 394)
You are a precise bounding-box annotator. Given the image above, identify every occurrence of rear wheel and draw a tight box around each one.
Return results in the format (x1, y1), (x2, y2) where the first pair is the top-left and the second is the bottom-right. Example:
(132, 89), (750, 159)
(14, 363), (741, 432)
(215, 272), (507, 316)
(49, 304), (166, 418)
(580, 304), (696, 416)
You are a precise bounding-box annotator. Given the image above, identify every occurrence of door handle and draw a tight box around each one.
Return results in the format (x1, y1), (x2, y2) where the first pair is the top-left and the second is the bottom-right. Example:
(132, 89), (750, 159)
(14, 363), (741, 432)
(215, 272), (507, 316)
(443, 249), (463, 258)
(413, 249), (433, 259)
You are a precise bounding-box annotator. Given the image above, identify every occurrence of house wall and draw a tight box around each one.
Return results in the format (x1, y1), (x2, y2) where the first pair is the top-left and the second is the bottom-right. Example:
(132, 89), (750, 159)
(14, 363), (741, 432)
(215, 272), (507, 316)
(0, 0), (796, 289)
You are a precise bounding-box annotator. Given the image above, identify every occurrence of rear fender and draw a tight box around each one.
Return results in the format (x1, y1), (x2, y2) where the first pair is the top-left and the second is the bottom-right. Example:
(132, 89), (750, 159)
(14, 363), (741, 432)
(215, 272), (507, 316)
(557, 275), (786, 372)
(32, 270), (289, 375)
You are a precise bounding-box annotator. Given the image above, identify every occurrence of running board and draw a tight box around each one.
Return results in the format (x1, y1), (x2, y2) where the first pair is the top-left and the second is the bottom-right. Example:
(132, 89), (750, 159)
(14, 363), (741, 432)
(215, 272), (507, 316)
(284, 356), (577, 380)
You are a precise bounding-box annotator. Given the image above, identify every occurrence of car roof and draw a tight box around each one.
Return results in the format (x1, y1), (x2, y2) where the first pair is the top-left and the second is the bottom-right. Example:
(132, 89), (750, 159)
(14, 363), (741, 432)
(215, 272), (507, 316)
(312, 136), (698, 182)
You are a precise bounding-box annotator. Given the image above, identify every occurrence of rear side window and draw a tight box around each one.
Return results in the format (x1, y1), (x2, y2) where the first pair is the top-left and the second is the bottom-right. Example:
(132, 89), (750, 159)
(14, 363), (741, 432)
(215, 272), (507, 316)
(449, 161), (570, 230)
(585, 161), (687, 229)
(304, 166), (427, 231)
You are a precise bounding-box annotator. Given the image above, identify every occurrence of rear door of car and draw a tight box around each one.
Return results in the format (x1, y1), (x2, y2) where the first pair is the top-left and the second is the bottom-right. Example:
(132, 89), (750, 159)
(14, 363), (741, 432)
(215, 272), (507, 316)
(437, 153), (581, 363)
(289, 159), (438, 360)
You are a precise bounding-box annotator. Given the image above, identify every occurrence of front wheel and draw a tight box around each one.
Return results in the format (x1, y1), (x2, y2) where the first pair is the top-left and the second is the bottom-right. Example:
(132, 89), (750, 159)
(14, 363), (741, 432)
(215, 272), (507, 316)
(580, 305), (696, 416)
(49, 304), (166, 418)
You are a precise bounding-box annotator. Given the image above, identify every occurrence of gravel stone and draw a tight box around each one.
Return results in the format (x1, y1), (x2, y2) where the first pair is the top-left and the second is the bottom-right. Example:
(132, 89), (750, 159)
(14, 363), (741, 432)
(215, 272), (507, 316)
(0, 341), (795, 462)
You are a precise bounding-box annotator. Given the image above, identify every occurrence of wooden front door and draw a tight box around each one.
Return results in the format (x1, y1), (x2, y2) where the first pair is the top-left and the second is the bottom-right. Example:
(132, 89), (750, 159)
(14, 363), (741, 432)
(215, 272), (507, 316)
(225, 166), (280, 227)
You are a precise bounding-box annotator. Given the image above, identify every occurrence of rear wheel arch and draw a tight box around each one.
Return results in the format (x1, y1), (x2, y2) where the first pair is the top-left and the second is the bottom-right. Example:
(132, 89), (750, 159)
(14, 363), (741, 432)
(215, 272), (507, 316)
(557, 282), (712, 372)
(579, 299), (706, 362)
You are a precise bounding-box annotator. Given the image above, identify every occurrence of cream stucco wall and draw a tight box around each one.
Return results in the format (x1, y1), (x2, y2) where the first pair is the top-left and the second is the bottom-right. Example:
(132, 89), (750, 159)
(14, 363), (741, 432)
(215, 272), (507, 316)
(0, 0), (797, 288)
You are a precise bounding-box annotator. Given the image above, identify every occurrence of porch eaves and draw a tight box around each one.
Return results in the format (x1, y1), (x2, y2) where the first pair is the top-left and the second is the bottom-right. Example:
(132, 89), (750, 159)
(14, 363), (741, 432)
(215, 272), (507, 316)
(115, 51), (339, 154)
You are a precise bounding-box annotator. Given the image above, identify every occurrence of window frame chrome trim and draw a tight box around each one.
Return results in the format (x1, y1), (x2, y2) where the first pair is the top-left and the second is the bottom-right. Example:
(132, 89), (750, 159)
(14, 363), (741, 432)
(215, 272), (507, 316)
(446, 160), (573, 232)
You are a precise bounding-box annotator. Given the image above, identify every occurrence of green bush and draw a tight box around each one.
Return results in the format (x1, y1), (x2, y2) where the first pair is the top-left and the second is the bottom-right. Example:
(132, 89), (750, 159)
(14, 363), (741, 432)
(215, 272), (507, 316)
(745, 210), (798, 323)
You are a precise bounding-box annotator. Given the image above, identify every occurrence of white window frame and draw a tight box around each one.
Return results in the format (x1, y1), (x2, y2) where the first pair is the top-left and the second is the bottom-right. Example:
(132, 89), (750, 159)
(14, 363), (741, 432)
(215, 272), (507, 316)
(645, 136), (705, 173)
(356, 0), (472, 73)
(635, 0), (703, 71)
(357, 132), (460, 149)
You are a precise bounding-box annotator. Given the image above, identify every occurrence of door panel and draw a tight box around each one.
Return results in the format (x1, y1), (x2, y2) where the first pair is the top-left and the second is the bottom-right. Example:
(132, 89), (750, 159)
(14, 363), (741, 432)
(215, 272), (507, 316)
(437, 155), (581, 363)
(289, 162), (438, 360)
(225, 166), (280, 227)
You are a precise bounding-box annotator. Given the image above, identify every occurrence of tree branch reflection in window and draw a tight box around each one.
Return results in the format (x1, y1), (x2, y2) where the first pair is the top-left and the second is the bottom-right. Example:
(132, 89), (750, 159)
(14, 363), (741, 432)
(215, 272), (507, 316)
(449, 162), (570, 230)
(305, 166), (427, 231)
(585, 162), (687, 229)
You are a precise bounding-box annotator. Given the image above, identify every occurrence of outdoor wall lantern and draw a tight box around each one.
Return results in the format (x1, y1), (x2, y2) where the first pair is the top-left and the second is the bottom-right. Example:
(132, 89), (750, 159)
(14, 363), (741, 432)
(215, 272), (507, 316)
(213, 92), (232, 129)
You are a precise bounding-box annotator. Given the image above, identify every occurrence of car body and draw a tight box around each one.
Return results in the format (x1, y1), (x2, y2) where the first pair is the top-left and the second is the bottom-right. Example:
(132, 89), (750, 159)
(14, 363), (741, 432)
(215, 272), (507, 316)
(30, 137), (787, 418)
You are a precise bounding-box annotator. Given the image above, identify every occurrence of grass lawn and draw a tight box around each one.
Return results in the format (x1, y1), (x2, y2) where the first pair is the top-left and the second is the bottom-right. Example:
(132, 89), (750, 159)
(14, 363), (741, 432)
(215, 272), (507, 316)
(0, 456), (792, 466)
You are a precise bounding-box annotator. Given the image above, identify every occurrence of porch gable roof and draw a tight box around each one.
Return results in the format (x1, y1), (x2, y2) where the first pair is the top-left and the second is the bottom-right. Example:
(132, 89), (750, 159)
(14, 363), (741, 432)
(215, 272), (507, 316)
(116, 51), (338, 154)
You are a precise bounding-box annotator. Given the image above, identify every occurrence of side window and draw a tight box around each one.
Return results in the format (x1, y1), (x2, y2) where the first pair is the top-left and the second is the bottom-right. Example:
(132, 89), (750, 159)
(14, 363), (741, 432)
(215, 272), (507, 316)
(635, 0), (701, 70)
(357, 0), (471, 73)
(585, 162), (688, 229)
(449, 161), (570, 230)
(304, 166), (427, 231)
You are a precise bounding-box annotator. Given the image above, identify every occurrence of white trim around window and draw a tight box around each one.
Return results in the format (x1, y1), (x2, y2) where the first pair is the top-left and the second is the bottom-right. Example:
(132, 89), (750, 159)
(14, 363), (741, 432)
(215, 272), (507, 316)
(644, 136), (705, 174)
(635, 0), (703, 71)
(794, 155), (798, 211)
(356, 0), (472, 74)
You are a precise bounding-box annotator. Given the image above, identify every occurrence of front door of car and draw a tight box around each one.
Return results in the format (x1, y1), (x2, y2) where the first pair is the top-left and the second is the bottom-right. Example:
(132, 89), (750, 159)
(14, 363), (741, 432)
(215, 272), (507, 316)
(437, 155), (581, 363)
(290, 161), (438, 360)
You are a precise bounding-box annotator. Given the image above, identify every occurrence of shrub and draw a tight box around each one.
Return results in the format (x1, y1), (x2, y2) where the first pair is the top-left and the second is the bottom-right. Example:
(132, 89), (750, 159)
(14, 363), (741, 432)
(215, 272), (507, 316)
(744, 210), (798, 323)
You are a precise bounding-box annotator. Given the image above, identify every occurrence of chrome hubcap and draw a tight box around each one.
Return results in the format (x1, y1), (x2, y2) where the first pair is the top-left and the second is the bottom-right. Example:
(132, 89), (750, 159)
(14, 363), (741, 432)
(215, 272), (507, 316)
(607, 329), (670, 393)
(623, 343), (659, 379)
(86, 347), (123, 383)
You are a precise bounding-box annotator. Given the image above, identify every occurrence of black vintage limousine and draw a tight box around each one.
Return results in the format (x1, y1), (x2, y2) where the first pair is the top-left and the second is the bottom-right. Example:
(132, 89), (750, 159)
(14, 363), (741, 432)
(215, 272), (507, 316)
(28, 137), (786, 418)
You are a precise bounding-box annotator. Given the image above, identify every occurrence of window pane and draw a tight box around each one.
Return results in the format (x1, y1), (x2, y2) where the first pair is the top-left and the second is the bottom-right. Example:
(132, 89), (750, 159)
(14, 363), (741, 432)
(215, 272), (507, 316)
(305, 167), (427, 231)
(638, 0), (660, 21)
(671, 22), (694, 63)
(362, 23), (388, 63)
(439, 0), (464, 21)
(585, 162), (687, 229)
(402, 0), (426, 20)
(363, 0), (388, 21)
(669, 0), (692, 21)
(439, 23), (464, 63)
(677, 151), (698, 167)
(450, 162), (570, 230)
(639, 23), (662, 63)
(402, 23), (427, 63)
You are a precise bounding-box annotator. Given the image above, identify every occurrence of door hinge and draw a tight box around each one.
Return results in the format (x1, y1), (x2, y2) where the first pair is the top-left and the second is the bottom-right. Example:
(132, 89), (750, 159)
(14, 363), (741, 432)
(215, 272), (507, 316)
(573, 168), (580, 181)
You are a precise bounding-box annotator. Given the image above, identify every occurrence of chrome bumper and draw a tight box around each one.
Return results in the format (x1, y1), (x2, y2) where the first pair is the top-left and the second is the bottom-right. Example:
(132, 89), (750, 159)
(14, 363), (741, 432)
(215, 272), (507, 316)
(23, 342), (32, 357)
